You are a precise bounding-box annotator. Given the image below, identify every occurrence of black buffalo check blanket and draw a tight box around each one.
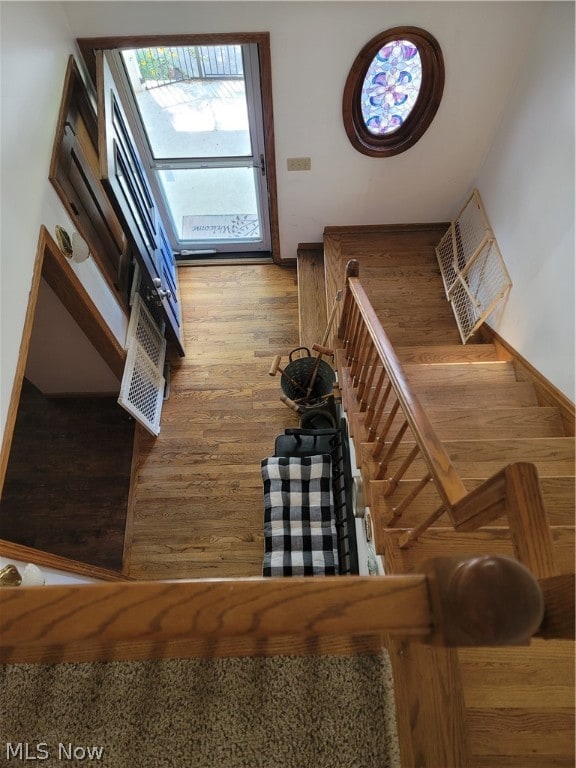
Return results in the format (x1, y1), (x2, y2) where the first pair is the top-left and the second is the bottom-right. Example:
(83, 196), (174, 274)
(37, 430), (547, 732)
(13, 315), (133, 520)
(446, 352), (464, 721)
(261, 454), (339, 576)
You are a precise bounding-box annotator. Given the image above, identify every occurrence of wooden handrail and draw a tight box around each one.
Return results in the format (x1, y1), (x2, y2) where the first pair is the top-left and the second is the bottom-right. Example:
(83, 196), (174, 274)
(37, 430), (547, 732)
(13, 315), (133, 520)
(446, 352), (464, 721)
(0, 557), (545, 655)
(343, 270), (468, 515)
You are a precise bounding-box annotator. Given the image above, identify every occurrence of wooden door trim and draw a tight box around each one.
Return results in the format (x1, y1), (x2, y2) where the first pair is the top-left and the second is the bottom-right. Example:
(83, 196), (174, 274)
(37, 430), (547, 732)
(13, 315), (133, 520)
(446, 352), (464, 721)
(96, 51), (184, 354)
(77, 33), (281, 262)
(0, 229), (45, 494)
(0, 226), (127, 494)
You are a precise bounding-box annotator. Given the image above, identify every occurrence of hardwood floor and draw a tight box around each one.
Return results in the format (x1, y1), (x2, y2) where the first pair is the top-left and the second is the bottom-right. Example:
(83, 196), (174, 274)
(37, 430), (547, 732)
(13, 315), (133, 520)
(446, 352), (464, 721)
(0, 379), (133, 570)
(127, 264), (301, 579)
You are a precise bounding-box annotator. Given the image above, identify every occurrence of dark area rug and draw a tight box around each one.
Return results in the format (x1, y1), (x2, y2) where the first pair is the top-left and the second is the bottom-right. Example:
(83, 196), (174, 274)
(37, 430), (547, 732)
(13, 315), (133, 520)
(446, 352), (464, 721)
(0, 653), (400, 768)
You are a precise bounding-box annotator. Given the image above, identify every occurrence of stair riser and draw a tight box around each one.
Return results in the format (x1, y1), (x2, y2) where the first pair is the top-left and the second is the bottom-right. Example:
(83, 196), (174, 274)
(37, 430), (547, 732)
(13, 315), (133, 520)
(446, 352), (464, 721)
(346, 362), (516, 386)
(361, 439), (575, 480)
(352, 407), (566, 440)
(406, 363), (517, 385)
(370, 477), (575, 528)
(382, 528), (575, 576)
(340, 377), (539, 409)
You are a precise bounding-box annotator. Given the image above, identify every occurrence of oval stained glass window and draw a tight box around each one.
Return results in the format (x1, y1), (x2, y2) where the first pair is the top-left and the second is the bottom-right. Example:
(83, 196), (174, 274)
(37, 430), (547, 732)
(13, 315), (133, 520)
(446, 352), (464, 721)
(343, 27), (444, 157)
(361, 40), (422, 136)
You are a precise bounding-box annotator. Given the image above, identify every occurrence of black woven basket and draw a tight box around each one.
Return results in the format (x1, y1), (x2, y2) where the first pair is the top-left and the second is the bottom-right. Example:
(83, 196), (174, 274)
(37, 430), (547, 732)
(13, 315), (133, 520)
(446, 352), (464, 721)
(281, 347), (335, 403)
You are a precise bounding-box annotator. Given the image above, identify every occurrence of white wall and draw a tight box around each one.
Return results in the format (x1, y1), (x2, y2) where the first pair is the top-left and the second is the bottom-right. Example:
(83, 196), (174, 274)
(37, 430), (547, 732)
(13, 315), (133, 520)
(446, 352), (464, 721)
(61, 1), (544, 245)
(475, 2), (575, 400)
(25, 280), (121, 394)
(0, 2), (128, 440)
(0, 556), (101, 585)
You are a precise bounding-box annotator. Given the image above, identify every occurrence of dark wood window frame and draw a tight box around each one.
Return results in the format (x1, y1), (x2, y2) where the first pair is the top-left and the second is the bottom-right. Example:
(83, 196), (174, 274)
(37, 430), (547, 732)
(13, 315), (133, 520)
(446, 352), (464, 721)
(342, 26), (445, 158)
(77, 33), (281, 262)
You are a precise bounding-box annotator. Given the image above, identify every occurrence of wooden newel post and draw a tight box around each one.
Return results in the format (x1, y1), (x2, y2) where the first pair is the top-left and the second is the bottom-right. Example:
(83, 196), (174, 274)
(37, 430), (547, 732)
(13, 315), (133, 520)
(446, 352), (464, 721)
(537, 573), (575, 640)
(345, 258), (360, 279)
(336, 259), (360, 342)
(423, 555), (544, 646)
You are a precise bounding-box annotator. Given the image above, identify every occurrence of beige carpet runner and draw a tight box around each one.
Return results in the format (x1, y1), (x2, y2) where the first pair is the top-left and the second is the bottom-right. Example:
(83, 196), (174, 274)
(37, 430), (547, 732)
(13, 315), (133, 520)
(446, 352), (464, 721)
(1, 653), (399, 767)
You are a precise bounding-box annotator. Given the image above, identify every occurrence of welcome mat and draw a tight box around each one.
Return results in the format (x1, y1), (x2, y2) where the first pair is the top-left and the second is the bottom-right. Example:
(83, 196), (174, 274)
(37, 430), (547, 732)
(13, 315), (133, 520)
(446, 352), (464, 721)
(182, 214), (260, 240)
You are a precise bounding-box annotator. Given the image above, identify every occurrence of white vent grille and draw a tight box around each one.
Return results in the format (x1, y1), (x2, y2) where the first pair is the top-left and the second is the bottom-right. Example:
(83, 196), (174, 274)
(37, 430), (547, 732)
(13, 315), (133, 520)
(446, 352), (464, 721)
(119, 294), (166, 436)
(125, 294), (166, 370)
(436, 189), (512, 343)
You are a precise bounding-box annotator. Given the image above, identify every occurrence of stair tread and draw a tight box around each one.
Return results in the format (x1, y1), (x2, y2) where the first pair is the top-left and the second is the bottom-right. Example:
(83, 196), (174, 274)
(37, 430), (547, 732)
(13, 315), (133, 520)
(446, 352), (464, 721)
(425, 406), (566, 438)
(410, 381), (539, 406)
(335, 226), (447, 251)
(340, 364), (538, 407)
(377, 327), (462, 347)
(356, 405), (566, 439)
(361, 263), (442, 275)
(395, 344), (500, 363)
(404, 361), (517, 384)
(375, 309), (456, 326)
(362, 436), (575, 479)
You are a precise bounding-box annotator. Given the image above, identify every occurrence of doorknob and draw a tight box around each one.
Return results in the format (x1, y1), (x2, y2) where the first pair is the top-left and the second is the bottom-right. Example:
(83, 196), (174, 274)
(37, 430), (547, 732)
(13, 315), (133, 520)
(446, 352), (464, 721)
(153, 277), (172, 300)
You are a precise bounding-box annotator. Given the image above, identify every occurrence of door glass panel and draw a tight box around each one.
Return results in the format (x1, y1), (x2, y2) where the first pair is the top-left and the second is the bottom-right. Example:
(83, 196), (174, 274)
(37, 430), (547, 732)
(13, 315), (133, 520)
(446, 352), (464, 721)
(121, 46), (252, 159)
(158, 167), (261, 241)
(117, 43), (270, 254)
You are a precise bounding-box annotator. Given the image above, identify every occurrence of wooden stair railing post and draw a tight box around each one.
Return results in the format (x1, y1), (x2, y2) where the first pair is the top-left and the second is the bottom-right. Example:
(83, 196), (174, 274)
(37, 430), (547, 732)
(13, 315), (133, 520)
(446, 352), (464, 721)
(376, 418), (410, 478)
(451, 462), (558, 576)
(356, 337), (376, 408)
(502, 462), (558, 579)
(536, 573), (575, 640)
(372, 398), (400, 459)
(384, 444), (421, 494)
(399, 502), (446, 547)
(365, 378), (391, 440)
(423, 555), (545, 646)
(336, 259), (359, 346)
(388, 472), (433, 524)
(350, 324), (369, 384)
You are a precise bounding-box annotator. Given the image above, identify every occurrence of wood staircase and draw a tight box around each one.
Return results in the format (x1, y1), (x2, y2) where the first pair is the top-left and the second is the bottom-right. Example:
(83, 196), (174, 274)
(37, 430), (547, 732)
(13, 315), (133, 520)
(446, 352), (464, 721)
(299, 225), (575, 768)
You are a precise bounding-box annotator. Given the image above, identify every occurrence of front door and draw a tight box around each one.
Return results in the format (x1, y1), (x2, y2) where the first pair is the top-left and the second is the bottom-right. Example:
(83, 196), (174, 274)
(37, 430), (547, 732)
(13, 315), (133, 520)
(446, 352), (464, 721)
(96, 51), (185, 356)
(116, 43), (272, 259)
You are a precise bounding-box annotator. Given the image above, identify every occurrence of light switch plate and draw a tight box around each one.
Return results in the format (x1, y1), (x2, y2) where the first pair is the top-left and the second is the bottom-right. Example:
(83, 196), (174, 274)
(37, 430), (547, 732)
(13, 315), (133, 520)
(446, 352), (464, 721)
(287, 157), (311, 171)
